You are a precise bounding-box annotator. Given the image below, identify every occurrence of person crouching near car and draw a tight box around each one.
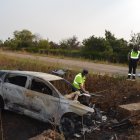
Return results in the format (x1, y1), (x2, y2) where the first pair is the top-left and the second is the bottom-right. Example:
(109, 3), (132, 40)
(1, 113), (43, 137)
(73, 69), (89, 94)
(65, 69), (89, 102)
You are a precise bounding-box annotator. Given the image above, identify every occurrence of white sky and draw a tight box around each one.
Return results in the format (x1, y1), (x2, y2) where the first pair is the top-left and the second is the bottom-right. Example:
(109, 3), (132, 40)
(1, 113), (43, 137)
(0, 0), (140, 43)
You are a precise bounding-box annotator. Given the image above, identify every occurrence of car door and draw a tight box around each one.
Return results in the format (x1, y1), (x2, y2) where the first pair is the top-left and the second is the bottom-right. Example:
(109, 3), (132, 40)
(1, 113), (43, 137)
(2, 73), (28, 111)
(25, 77), (60, 123)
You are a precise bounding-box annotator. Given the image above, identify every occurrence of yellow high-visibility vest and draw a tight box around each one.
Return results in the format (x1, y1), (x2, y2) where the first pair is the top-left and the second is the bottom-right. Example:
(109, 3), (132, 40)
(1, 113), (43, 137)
(130, 50), (140, 59)
(73, 73), (85, 89)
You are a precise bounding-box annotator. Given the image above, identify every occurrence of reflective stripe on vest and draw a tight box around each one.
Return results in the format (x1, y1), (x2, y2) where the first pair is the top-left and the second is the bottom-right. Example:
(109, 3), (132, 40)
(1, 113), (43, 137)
(130, 51), (139, 59)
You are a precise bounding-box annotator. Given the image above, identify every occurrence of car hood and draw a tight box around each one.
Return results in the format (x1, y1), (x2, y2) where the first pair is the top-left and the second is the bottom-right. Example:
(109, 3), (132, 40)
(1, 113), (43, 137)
(68, 101), (94, 116)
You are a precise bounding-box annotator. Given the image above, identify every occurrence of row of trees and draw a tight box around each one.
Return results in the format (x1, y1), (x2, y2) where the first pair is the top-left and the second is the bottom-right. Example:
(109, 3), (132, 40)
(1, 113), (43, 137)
(0, 29), (140, 63)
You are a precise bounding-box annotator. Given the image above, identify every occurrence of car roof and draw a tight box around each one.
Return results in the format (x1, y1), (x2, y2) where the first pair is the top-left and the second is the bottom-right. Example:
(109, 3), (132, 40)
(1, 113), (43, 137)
(0, 70), (63, 81)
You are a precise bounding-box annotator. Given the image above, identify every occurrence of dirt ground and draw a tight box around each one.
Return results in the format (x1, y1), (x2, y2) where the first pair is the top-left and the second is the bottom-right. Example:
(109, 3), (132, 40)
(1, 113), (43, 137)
(0, 110), (52, 140)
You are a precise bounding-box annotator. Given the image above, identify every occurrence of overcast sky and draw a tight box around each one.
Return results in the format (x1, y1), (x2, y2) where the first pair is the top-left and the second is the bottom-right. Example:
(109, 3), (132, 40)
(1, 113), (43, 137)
(0, 0), (140, 43)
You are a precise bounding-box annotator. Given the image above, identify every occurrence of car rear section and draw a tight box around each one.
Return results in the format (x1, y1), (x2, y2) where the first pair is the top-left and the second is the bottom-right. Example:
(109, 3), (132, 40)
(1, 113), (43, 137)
(0, 71), (7, 110)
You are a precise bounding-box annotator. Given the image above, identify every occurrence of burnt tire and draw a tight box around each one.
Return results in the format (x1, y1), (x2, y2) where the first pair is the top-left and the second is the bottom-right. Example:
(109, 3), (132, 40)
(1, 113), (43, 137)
(0, 96), (4, 110)
(59, 117), (75, 138)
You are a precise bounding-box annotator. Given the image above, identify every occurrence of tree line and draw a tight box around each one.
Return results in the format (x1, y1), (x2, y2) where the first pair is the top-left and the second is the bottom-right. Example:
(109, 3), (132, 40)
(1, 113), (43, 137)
(0, 29), (140, 63)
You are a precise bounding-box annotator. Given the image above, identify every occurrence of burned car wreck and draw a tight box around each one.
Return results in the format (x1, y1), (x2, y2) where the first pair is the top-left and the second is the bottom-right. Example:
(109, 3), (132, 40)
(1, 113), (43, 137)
(0, 70), (106, 137)
(0, 70), (133, 139)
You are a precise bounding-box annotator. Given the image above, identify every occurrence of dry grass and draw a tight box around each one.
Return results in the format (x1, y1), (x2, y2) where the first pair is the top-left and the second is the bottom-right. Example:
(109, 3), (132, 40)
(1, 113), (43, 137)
(0, 54), (60, 72)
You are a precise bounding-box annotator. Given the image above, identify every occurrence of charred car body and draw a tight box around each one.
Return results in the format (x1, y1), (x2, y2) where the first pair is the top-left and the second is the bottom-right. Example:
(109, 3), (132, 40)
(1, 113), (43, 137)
(0, 70), (106, 137)
(0, 70), (133, 140)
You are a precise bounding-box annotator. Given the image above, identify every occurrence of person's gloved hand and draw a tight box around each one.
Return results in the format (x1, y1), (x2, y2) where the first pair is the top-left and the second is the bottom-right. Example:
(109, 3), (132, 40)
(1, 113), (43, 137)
(85, 90), (89, 94)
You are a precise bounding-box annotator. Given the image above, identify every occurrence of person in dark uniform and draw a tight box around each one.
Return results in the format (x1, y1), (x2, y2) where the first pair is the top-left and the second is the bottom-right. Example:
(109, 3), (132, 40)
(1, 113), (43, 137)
(127, 45), (140, 81)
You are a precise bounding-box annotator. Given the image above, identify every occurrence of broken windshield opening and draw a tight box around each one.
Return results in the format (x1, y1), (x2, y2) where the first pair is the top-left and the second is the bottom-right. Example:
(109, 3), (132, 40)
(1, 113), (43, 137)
(50, 79), (75, 96)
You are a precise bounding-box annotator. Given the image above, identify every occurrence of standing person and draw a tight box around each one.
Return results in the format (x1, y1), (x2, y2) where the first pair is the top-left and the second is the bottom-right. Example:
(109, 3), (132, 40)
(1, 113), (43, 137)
(127, 45), (140, 80)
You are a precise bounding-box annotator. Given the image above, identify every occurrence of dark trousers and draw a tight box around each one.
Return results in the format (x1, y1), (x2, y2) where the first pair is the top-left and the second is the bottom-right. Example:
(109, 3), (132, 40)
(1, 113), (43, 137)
(128, 59), (138, 75)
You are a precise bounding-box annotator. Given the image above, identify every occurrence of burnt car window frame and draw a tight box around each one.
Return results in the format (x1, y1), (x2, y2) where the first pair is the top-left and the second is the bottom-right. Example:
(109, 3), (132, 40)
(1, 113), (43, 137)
(4, 73), (28, 88)
(30, 77), (58, 97)
(0, 71), (7, 83)
(49, 79), (75, 96)
(0, 71), (6, 78)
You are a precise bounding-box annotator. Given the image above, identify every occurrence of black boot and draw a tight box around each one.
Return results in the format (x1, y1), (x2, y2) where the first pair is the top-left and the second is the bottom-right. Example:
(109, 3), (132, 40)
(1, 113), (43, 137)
(127, 75), (131, 80)
(132, 76), (136, 81)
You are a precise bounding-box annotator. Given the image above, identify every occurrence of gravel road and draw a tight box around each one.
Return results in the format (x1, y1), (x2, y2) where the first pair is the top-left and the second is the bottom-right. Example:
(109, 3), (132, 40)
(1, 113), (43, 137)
(1, 51), (140, 76)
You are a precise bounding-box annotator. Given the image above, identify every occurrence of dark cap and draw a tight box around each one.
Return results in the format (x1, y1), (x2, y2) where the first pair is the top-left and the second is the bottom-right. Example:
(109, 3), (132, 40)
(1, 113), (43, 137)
(82, 69), (88, 75)
(133, 45), (138, 51)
